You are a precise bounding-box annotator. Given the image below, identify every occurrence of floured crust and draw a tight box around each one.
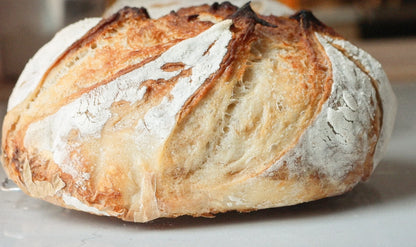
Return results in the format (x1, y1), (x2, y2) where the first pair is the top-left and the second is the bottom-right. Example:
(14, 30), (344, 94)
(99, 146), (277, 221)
(1, 2), (396, 222)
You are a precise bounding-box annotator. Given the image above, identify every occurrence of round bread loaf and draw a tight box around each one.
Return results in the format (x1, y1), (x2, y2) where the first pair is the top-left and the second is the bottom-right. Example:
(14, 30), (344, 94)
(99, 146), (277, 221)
(1, 2), (396, 222)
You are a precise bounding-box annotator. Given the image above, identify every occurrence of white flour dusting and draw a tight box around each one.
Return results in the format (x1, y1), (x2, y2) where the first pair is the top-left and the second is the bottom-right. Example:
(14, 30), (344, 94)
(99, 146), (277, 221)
(8, 18), (101, 111)
(265, 33), (381, 181)
(24, 20), (233, 185)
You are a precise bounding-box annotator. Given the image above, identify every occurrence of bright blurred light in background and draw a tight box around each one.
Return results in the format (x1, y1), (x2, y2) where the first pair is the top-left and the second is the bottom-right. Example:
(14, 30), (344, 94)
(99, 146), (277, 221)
(0, 0), (415, 81)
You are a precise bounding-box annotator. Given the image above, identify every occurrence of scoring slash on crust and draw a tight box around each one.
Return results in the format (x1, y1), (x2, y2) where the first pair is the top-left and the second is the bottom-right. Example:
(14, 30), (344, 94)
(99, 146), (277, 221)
(1, 2), (396, 222)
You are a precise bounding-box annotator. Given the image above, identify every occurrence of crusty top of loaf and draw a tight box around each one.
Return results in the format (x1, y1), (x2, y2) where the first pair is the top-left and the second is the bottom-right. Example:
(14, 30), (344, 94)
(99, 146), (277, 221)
(2, 2), (396, 222)
(103, 0), (294, 18)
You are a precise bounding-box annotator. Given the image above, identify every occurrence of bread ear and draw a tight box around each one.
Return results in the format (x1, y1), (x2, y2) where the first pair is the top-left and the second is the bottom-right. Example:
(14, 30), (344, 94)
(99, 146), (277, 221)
(2, 3), (396, 222)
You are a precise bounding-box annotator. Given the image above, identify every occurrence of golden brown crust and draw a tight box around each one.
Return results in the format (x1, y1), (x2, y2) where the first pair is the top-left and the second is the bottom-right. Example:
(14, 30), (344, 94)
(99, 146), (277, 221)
(2, 2), (388, 222)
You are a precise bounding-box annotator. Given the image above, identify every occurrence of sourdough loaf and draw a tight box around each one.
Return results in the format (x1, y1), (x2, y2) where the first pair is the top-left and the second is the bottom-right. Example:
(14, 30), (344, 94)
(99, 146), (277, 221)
(1, 2), (396, 222)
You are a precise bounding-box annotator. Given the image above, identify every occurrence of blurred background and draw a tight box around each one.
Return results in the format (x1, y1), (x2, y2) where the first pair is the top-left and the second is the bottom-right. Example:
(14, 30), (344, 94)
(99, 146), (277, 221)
(1, 2), (415, 244)
(0, 0), (415, 103)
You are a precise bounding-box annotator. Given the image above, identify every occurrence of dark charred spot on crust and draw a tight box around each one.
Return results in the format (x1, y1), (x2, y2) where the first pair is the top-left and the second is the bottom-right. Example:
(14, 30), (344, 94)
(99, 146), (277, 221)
(120, 6), (150, 19)
(290, 10), (323, 29)
(98, 7), (151, 31)
(229, 2), (277, 28)
(210, 1), (238, 12)
(109, 8), (147, 28)
(290, 9), (339, 36)
(210, 2), (221, 11)
(187, 14), (199, 21)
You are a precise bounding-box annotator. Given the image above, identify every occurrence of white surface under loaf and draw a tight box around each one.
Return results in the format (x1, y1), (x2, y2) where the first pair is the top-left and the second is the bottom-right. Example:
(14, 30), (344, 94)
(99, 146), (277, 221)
(0, 82), (414, 246)
(1, 3), (397, 223)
